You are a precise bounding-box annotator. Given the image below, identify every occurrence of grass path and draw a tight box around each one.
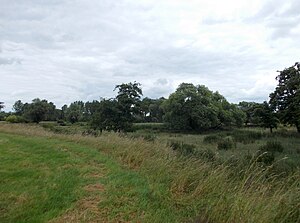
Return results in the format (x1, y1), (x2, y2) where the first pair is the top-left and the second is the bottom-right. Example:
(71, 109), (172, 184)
(0, 132), (176, 222)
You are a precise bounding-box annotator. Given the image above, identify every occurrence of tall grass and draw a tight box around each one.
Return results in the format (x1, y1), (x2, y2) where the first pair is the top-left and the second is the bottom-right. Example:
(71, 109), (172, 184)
(0, 123), (299, 222)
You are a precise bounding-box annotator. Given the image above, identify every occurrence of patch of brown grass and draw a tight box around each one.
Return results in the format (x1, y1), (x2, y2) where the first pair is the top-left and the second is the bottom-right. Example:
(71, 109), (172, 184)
(84, 184), (105, 192)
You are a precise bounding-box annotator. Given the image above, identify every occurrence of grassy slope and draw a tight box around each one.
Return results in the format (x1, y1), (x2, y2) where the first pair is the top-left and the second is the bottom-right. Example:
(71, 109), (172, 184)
(0, 124), (300, 222)
(0, 126), (179, 222)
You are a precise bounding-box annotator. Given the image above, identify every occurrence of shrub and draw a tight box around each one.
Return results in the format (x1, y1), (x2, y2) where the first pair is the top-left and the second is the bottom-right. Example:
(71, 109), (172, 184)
(5, 115), (24, 123)
(217, 137), (235, 150)
(260, 141), (284, 153)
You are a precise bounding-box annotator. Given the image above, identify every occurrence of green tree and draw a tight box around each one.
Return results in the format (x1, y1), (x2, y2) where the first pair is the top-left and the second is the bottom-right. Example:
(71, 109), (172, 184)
(163, 83), (245, 131)
(0, 102), (4, 111)
(13, 100), (24, 115)
(238, 101), (261, 126)
(24, 98), (49, 123)
(66, 101), (85, 124)
(139, 97), (165, 122)
(90, 99), (120, 132)
(114, 82), (143, 131)
(90, 82), (143, 132)
(269, 62), (300, 132)
(61, 104), (68, 120)
(255, 101), (279, 133)
(84, 100), (100, 121)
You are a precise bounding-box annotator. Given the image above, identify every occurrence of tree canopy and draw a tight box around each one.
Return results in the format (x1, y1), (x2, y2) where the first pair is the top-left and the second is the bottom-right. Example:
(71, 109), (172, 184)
(90, 82), (143, 132)
(162, 83), (245, 131)
(269, 62), (300, 132)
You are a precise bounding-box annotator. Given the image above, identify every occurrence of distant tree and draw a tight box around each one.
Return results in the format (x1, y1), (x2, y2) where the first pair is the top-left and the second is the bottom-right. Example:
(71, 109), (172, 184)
(238, 101), (261, 126)
(85, 100), (100, 121)
(139, 97), (165, 122)
(0, 102), (4, 111)
(0, 102), (6, 121)
(66, 101), (85, 124)
(44, 101), (57, 121)
(61, 104), (68, 120)
(162, 83), (245, 131)
(89, 82), (143, 132)
(114, 82), (143, 131)
(13, 100), (24, 115)
(255, 101), (279, 133)
(90, 99), (120, 132)
(269, 62), (300, 132)
(24, 98), (49, 123)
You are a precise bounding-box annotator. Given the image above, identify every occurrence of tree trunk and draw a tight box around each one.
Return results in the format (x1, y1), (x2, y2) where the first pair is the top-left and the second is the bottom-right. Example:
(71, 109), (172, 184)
(270, 127), (273, 133)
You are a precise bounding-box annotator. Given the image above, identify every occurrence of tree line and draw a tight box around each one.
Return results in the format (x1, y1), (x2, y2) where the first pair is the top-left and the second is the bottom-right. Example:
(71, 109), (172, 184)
(1, 63), (299, 132)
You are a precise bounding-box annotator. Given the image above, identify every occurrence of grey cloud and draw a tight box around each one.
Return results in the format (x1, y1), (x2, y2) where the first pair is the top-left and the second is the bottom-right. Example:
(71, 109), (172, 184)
(0, 0), (299, 111)
(0, 57), (21, 65)
(247, 0), (300, 40)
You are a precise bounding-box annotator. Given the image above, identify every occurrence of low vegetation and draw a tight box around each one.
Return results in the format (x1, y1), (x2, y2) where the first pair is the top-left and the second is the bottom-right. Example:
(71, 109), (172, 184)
(0, 123), (299, 222)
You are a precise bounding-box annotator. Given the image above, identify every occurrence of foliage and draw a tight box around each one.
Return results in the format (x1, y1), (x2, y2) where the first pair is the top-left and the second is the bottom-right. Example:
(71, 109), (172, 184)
(90, 99), (121, 131)
(13, 100), (24, 115)
(138, 97), (166, 122)
(269, 62), (300, 132)
(162, 83), (245, 131)
(238, 101), (261, 126)
(0, 112), (9, 121)
(0, 102), (4, 111)
(5, 115), (25, 123)
(90, 82), (143, 132)
(12, 99), (59, 123)
(255, 101), (279, 133)
(23, 99), (52, 123)
(65, 101), (85, 123)
(115, 82), (143, 125)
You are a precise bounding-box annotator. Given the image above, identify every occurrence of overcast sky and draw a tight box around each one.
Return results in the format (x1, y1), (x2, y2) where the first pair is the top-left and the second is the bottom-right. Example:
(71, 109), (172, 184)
(1, 0), (299, 111)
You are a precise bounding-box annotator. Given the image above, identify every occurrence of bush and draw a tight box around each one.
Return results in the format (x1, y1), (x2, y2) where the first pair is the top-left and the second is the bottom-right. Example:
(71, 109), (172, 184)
(217, 137), (235, 150)
(260, 141), (284, 153)
(5, 115), (25, 123)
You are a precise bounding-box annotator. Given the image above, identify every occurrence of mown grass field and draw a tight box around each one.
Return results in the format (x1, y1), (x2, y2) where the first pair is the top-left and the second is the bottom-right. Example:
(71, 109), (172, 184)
(1, 123), (300, 222)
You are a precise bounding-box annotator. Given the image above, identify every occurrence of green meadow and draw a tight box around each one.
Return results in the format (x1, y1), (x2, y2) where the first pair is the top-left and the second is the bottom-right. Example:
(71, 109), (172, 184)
(0, 123), (299, 222)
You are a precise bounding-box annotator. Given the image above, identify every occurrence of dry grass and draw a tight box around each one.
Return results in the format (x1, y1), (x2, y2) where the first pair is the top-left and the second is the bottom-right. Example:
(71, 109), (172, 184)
(1, 123), (300, 222)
